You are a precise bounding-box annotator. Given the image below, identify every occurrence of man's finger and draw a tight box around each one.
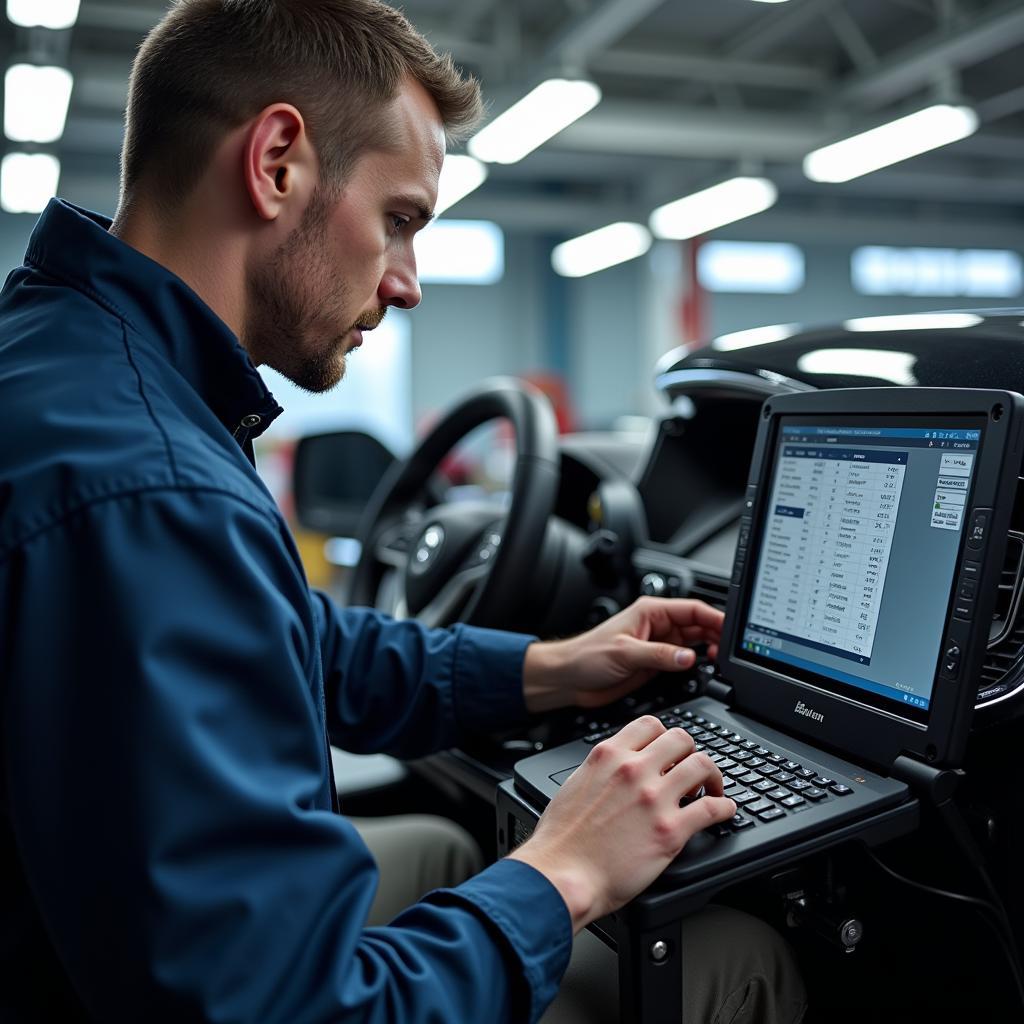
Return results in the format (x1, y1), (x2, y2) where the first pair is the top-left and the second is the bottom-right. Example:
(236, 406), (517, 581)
(608, 714), (665, 751)
(642, 598), (724, 632)
(639, 726), (696, 773)
(664, 749), (726, 797)
(619, 636), (696, 673)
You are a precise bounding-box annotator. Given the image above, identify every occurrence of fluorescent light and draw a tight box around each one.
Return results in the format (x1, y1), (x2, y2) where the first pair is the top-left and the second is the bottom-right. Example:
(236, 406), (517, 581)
(698, 241), (804, 293)
(712, 324), (801, 351)
(434, 155), (487, 216)
(415, 220), (504, 285)
(797, 349), (919, 386)
(551, 221), (652, 278)
(843, 313), (982, 332)
(5, 65), (74, 143)
(804, 104), (978, 183)
(1, 153), (60, 213)
(468, 78), (601, 164)
(649, 177), (777, 240)
(7, 0), (79, 28)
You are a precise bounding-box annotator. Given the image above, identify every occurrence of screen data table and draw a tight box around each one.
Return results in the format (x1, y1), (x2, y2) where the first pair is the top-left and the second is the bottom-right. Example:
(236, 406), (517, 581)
(749, 446), (906, 663)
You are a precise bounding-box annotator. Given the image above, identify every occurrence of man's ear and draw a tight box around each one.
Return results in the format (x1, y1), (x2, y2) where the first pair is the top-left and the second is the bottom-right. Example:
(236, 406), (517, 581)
(242, 104), (315, 222)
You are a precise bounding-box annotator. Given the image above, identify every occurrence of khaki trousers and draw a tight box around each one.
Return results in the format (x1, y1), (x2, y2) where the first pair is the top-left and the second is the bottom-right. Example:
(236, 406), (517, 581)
(351, 815), (807, 1024)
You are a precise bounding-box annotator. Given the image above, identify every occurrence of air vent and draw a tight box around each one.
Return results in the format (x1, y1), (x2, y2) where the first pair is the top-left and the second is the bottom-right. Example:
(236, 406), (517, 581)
(979, 525), (1024, 706)
(690, 571), (730, 611)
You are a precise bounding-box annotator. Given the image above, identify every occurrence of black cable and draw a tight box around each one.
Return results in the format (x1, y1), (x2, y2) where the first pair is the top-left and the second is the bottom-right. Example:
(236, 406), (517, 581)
(864, 846), (1024, 1012)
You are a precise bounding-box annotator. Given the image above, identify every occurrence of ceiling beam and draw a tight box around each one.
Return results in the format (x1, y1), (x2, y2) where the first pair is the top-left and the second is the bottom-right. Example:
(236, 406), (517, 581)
(728, 0), (845, 60)
(835, 0), (1024, 108)
(544, 0), (669, 66)
(589, 48), (827, 90)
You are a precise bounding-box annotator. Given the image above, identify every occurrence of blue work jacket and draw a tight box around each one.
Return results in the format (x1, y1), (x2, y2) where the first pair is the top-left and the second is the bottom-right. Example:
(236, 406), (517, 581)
(0, 199), (572, 1022)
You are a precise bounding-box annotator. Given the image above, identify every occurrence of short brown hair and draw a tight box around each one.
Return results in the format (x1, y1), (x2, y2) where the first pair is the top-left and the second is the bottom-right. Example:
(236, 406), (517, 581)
(120, 0), (482, 209)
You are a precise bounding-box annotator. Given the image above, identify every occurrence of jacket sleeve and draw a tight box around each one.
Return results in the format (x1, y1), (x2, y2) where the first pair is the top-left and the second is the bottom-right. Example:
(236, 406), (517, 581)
(3, 487), (572, 1023)
(313, 596), (536, 758)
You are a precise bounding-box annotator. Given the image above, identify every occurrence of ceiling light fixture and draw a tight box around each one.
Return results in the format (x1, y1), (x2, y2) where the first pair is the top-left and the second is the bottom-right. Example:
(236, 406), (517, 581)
(434, 155), (488, 216)
(804, 104), (978, 183)
(468, 78), (601, 165)
(551, 222), (652, 278)
(649, 177), (778, 240)
(7, 0), (80, 29)
(5, 64), (74, 143)
(1, 153), (60, 213)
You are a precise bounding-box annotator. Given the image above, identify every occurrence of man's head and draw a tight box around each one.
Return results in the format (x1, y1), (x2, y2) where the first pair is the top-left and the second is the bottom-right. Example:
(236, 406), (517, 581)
(118, 0), (482, 391)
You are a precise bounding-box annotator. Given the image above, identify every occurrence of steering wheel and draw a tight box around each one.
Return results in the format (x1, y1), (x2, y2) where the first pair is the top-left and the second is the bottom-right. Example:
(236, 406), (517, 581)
(347, 378), (560, 629)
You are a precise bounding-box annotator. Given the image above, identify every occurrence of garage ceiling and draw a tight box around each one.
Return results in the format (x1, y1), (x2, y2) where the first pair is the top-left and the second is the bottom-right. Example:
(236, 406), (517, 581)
(5, 0), (1024, 243)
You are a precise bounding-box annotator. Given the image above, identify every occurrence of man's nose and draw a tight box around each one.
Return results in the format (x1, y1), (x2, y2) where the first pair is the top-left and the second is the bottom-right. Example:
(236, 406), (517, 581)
(378, 251), (421, 310)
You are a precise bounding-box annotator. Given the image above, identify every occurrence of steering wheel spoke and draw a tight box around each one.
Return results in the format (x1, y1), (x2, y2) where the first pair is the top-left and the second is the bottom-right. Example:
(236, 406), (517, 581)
(373, 518), (421, 568)
(347, 379), (560, 629)
(415, 562), (490, 629)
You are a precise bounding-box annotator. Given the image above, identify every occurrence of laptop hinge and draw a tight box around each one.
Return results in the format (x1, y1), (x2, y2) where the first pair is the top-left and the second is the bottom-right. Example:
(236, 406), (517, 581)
(891, 754), (962, 805)
(705, 678), (734, 704)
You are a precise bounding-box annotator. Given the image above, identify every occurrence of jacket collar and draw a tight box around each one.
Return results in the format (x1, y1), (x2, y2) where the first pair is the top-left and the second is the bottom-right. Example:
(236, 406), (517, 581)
(25, 199), (283, 444)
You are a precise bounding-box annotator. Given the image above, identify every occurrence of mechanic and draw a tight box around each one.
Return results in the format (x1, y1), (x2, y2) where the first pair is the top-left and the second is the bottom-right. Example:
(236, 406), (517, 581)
(0, 1), (806, 1021)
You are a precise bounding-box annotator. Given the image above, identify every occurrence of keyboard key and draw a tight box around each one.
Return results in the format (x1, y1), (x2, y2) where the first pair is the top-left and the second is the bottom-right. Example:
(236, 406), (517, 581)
(730, 733), (744, 743)
(771, 771), (795, 784)
(747, 799), (775, 815)
(707, 738), (729, 751)
(813, 777), (834, 788)
(765, 753), (786, 765)
(720, 743), (740, 755)
(682, 711), (695, 720)
(746, 757), (766, 768)
(766, 788), (790, 801)
(732, 790), (759, 805)
(783, 760), (802, 772)
(788, 780), (812, 792)
(738, 772), (762, 785)
(716, 758), (737, 772)
(730, 815), (755, 830)
(830, 783), (853, 796)
(753, 780), (776, 793)
(756, 807), (786, 822)
(732, 750), (753, 762)
(781, 795), (806, 809)
(740, 741), (759, 750)
(796, 768), (817, 780)
(755, 764), (778, 776)
(804, 787), (827, 801)
(726, 765), (751, 779)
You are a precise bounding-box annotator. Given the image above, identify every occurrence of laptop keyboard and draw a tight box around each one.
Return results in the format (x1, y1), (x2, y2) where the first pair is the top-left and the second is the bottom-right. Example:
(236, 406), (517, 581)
(583, 707), (854, 836)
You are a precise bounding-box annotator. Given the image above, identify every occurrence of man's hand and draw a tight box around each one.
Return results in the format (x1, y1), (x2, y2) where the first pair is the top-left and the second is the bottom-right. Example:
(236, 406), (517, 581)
(508, 715), (735, 931)
(522, 597), (724, 713)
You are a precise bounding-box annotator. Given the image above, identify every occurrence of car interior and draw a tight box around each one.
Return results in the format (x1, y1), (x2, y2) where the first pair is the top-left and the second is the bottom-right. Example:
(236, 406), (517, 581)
(297, 311), (1024, 1022)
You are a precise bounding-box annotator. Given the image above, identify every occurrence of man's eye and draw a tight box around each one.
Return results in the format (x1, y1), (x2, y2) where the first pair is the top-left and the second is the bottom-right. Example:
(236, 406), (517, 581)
(390, 215), (409, 233)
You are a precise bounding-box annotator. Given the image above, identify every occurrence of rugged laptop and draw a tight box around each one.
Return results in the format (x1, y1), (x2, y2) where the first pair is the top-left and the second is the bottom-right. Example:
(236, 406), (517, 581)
(512, 388), (1024, 883)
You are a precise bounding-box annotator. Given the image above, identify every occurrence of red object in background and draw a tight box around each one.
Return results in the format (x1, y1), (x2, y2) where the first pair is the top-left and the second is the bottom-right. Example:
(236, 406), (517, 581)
(523, 372), (576, 435)
(679, 237), (707, 349)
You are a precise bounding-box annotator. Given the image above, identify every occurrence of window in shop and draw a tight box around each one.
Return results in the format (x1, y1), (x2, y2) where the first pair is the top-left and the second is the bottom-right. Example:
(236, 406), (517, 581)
(415, 219), (504, 285)
(852, 246), (1022, 298)
(697, 240), (805, 293)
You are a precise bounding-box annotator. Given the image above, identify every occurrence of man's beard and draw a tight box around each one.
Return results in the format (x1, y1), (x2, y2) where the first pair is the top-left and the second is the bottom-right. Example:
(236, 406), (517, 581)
(244, 187), (375, 394)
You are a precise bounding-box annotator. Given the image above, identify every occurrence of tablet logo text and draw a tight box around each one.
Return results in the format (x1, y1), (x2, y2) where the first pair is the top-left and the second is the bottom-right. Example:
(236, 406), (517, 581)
(794, 701), (824, 723)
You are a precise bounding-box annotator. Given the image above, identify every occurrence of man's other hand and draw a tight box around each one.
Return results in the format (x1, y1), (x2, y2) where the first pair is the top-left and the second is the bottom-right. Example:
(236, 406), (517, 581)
(522, 597), (724, 713)
(508, 715), (735, 931)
